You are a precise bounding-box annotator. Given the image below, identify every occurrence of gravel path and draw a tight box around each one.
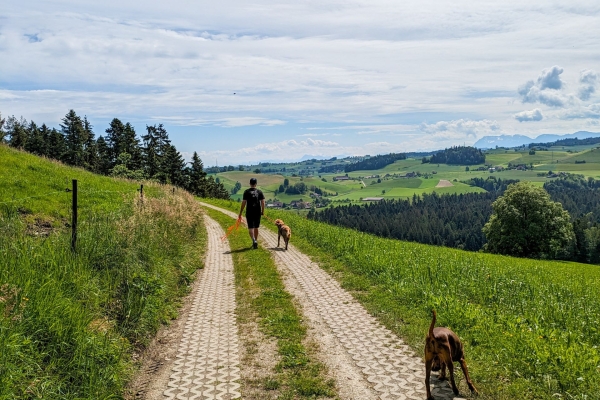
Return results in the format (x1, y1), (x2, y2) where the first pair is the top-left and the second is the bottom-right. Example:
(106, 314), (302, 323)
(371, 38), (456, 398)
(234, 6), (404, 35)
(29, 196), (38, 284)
(199, 203), (461, 400)
(163, 215), (241, 400)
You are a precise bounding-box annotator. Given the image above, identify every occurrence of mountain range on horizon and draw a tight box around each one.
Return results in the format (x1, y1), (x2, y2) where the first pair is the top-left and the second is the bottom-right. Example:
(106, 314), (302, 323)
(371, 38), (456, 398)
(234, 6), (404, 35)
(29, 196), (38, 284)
(473, 131), (600, 149)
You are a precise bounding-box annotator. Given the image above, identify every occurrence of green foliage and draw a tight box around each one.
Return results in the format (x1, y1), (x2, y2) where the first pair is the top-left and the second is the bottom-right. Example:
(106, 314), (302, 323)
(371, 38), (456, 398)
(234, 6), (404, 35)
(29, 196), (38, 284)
(483, 182), (575, 259)
(344, 153), (406, 172)
(430, 146), (485, 165)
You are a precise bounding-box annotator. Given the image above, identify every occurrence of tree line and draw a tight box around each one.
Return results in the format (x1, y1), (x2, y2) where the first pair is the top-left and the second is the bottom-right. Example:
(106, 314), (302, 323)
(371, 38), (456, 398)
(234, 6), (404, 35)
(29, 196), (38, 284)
(343, 153), (407, 172)
(308, 175), (600, 264)
(0, 110), (229, 199)
(529, 136), (600, 148)
(427, 146), (486, 165)
(308, 190), (499, 251)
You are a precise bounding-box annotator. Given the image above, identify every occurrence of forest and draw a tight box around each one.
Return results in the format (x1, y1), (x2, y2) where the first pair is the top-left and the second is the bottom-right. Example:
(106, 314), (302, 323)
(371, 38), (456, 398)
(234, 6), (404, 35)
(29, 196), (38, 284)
(0, 110), (230, 199)
(343, 153), (406, 172)
(309, 175), (600, 263)
(529, 136), (600, 148)
(428, 146), (486, 165)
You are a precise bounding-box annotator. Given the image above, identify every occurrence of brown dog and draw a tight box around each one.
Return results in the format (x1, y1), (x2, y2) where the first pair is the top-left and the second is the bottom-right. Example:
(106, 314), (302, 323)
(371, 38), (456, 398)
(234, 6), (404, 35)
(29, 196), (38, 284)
(425, 310), (477, 399)
(274, 219), (292, 250)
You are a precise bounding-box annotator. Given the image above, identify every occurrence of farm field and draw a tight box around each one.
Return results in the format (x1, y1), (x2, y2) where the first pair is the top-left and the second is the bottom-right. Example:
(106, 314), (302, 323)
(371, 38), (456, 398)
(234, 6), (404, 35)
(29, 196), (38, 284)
(212, 143), (600, 205)
(0, 145), (206, 398)
(206, 198), (600, 399)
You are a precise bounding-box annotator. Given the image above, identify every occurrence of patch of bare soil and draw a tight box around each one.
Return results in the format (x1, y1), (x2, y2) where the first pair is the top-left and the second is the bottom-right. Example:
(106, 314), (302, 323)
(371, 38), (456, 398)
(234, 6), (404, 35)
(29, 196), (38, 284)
(124, 269), (204, 400)
(435, 179), (454, 188)
(25, 219), (55, 237)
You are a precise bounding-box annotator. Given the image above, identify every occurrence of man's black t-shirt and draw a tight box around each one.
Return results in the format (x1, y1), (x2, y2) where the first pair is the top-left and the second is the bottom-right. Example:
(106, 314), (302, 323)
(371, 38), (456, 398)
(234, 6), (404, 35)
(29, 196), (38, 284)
(242, 188), (265, 216)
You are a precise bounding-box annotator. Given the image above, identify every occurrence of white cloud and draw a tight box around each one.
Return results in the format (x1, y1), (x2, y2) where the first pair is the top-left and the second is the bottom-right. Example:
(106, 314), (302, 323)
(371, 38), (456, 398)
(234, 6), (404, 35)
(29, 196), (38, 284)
(578, 69), (598, 101)
(419, 119), (501, 137)
(562, 103), (600, 120)
(518, 66), (567, 107)
(1, 2), (600, 159)
(514, 108), (543, 122)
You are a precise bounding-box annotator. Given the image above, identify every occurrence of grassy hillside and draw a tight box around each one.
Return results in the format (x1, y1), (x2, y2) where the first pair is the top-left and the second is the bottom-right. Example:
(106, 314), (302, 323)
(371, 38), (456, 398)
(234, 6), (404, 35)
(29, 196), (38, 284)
(206, 198), (600, 399)
(0, 145), (206, 398)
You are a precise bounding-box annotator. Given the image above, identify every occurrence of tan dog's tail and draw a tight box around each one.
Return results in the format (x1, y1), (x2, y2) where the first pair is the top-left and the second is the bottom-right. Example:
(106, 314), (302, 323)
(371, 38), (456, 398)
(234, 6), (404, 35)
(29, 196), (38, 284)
(429, 309), (437, 338)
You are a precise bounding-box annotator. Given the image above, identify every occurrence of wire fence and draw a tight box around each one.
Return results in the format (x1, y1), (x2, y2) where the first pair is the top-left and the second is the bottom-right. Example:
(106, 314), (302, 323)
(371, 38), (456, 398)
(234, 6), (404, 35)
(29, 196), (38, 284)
(1, 181), (147, 252)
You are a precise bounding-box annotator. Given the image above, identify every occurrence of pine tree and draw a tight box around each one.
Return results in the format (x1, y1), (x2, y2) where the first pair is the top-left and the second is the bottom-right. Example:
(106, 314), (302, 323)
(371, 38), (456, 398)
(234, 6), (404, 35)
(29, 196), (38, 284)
(159, 143), (186, 185)
(123, 122), (143, 170)
(142, 124), (171, 179)
(7, 116), (28, 149)
(187, 151), (207, 196)
(82, 117), (99, 172)
(0, 113), (5, 143)
(61, 110), (88, 167)
(47, 128), (66, 160)
(24, 121), (47, 156)
(95, 136), (112, 175)
(104, 118), (125, 167)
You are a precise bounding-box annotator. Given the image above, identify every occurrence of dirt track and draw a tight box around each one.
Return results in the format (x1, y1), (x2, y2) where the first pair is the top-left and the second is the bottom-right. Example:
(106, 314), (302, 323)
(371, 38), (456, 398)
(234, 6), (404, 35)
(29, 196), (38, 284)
(199, 203), (462, 400)
(131, 204), (463, 400)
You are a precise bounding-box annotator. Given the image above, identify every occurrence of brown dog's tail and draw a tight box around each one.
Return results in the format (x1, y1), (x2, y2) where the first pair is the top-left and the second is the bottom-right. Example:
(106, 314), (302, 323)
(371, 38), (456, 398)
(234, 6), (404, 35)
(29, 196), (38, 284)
(429, 309), (437, 338)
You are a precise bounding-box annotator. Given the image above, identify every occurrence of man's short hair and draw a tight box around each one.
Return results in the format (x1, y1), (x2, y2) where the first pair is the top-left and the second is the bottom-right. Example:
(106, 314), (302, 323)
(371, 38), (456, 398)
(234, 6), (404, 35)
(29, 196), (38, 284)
(250, 178), (257, 185)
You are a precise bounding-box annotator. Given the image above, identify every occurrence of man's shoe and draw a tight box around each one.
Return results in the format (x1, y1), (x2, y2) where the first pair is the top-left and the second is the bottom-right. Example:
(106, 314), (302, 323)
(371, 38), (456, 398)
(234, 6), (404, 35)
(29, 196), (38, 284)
(253, 241), (258, 249)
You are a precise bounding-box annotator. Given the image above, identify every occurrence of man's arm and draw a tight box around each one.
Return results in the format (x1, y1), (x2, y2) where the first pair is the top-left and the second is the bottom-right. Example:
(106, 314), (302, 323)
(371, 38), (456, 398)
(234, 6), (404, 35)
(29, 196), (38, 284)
(239, 200), (247, 218)
(260, 199), (265, 215)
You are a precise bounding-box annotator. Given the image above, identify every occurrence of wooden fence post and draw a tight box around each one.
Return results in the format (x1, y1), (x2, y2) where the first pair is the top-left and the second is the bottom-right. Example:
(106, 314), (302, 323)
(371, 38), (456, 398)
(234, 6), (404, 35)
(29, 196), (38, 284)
(71, 179), (77, 252)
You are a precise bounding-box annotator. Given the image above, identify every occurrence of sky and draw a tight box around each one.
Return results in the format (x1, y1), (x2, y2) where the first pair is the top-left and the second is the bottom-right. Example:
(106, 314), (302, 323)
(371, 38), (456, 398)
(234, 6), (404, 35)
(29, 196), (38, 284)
(1, 1), (600, 165)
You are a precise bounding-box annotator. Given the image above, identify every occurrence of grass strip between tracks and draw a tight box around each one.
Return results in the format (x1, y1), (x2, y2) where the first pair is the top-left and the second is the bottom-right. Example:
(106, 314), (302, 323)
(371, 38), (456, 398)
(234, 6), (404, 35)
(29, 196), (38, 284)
(205, 208), (336, 399)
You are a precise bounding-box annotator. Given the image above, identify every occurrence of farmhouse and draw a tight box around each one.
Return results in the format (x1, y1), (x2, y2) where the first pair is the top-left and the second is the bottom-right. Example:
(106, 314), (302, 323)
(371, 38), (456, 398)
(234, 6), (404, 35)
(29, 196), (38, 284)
(267, 201), (283, 208)
(333, 176), (349, 181)
(362, 197), (384, 202)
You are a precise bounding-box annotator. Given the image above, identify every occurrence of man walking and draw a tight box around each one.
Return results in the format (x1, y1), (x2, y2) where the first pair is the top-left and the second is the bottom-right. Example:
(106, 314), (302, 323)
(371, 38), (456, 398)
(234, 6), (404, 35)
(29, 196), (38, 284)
(239, 177), (265, 249)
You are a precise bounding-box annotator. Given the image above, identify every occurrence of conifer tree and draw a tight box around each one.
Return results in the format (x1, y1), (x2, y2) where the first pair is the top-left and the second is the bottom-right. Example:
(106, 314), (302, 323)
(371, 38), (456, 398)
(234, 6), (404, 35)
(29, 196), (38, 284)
(159, 143), (186, 185)
(47, 128), (66, 160)
(187, 151), (208, 196)
(7, 116), (28, 149)
(24, 121), (47, 156)
(0, 113), (5, 143)
(95, 136), (113, 175)
(82, 117), (99, 172)
(61, 110), (88, 167)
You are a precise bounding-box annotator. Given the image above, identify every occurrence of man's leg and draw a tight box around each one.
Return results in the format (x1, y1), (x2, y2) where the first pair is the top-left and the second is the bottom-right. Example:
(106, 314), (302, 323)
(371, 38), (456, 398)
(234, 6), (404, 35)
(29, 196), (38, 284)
(248, 229), (255, 242)
(253, 228), (259, 241)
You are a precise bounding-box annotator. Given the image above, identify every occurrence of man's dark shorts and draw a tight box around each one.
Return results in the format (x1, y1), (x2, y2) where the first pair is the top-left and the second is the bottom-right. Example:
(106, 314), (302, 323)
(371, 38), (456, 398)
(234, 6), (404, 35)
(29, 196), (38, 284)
(246, 214), (261, 229)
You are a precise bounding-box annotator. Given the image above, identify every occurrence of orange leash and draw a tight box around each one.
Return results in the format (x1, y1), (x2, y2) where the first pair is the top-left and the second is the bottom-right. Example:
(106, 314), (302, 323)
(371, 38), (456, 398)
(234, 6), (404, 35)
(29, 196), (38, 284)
(221, 215), (243, 242)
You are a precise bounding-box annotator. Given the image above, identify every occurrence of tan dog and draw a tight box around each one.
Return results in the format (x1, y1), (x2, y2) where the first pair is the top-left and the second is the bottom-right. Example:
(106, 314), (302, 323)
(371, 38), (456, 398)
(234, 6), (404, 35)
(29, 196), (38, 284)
(274, 219), (291, 250)
(425, 310), (477, 399)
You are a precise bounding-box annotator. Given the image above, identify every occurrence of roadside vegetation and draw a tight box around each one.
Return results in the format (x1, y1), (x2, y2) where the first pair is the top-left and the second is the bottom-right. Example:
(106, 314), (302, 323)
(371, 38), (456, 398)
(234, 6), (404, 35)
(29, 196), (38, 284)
(205, 208), (335, 399)
(0, 145), (206, 398)
(205, 198), (600, 399)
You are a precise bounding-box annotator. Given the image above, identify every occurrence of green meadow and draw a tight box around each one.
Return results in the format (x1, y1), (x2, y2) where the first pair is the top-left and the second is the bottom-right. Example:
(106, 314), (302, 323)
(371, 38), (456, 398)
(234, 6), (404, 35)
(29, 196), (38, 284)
(0, 145), (206, 398)
(213, 143), (600, 205)
(206, 198), (600, 399)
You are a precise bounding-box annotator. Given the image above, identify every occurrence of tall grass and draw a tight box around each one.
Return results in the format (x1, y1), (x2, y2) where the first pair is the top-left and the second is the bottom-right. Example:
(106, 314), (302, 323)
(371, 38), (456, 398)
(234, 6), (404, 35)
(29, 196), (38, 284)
(205, 199), (600, 399)
(0, 185), (206, 399)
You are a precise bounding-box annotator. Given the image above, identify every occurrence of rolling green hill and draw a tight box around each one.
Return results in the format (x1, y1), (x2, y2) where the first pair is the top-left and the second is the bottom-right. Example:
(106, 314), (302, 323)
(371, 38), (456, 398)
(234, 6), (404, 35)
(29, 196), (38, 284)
(0, 145), (206, 398)
(212, 144), (600, 206)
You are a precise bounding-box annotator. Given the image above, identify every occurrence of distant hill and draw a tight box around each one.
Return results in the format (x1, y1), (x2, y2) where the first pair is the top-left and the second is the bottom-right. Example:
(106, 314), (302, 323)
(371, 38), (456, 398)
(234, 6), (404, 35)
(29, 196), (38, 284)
(474, 131), (600, 149)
